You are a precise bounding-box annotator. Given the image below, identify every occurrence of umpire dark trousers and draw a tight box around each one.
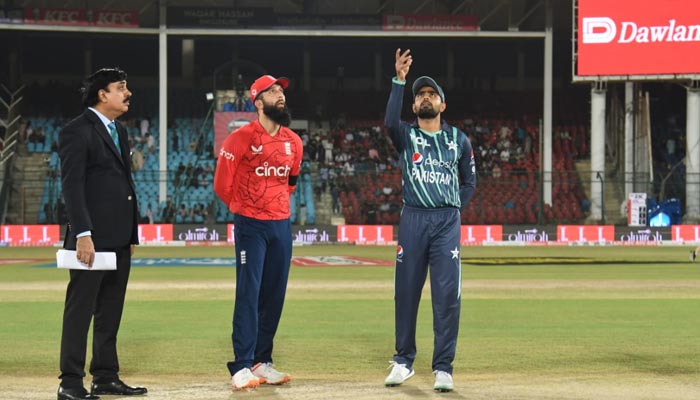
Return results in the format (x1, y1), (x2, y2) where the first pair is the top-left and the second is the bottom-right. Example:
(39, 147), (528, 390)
(59, 246), (132, 388)
(227, 214), (292, 375)
(393, 206), (461, 374)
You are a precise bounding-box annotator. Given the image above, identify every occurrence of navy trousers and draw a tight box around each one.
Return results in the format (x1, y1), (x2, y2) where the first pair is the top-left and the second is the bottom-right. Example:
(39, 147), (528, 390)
(227, 214), (292, 375)
(393, 206), (462, 374)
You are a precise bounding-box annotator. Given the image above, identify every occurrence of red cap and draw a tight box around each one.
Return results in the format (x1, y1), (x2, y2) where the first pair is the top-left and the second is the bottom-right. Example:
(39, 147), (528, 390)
(249, 75), (289, 102)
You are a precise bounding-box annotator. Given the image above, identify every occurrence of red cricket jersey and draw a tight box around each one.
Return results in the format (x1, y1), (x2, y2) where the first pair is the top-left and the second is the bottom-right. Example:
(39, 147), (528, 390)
(214, 120), (303, 220)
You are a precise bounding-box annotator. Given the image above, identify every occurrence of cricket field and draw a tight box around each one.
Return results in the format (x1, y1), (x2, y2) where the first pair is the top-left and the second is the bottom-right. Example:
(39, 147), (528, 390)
(1, 245), (699, 399)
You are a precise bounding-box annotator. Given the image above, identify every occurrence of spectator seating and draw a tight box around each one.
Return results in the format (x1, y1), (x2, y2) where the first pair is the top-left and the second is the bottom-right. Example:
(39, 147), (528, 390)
(334, 117), (589, 225)
(31, 114), (590, 226)
(33, 116), (226, 224)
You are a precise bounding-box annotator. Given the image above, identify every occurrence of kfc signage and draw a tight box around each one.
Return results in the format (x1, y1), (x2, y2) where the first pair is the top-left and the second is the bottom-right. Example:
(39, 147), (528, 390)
(24, 7), (82, 25)
(460, 225), (502, 245)
(577, 0), (700, 76)
(337, 225), (393, 244)
(23, 7), (138, 27)
(138, 224), (173, 243)
(557, 225), (615, 243)
(383, 14), (478, 31)
(92, 10), (138, 27)
(1, 225), (59, 246)
(672, 225), (700, 243)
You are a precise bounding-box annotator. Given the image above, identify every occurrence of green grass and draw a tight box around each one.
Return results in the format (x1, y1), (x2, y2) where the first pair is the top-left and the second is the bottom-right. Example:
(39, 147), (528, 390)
(1, 245), (700, 383)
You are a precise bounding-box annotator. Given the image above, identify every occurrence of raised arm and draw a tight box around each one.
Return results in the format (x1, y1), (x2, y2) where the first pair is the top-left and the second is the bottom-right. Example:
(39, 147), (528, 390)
(384, 48), (413, 150)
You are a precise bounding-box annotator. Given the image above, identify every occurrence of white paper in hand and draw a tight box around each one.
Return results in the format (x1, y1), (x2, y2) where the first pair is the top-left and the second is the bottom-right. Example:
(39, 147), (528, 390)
(56, 249), (117, 270)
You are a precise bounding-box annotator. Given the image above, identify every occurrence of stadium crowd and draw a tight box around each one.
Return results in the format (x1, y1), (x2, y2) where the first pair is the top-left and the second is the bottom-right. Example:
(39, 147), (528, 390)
(23, 80), (698, 226)
(21, 109), (595, 226)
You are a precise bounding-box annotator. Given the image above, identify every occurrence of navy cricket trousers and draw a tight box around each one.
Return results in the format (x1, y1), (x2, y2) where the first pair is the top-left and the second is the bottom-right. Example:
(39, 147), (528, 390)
(393, 206), (462, 374)
(227, 214), (292, 375)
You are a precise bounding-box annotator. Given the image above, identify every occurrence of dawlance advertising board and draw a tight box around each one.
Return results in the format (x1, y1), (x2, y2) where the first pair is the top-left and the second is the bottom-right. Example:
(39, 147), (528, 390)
(460, 225), (502, 245)
(672, 225), (700, 243)
(1, 225), (60, 246)
(557, 225), (615, 243)
(337, 225), (393, 244)
(577, 0), (700, 76)
(138, 224), (173, 243)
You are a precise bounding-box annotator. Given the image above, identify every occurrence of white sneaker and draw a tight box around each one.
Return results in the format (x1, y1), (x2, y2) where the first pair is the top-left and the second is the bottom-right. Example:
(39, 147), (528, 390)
(433, 370), (454, 392)
(252, 362), (291, 385)
(384, 361), (415, 387)
(231, 368), (260, 390)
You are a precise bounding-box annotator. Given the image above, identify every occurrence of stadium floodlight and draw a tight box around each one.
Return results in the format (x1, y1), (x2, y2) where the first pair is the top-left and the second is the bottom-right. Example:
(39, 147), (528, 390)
(205, 92), (214, 101)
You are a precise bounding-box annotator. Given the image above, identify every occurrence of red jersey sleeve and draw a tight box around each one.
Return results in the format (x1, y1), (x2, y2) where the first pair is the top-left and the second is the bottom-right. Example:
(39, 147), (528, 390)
(213, 134), (240, 206)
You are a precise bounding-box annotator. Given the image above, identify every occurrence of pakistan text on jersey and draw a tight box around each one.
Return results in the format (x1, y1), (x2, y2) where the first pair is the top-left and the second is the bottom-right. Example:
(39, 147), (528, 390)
(411, 168), (452, 185)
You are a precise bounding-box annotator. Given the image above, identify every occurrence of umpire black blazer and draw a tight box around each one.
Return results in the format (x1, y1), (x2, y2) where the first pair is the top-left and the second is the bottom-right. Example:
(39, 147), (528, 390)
(58, 109), (139, 250)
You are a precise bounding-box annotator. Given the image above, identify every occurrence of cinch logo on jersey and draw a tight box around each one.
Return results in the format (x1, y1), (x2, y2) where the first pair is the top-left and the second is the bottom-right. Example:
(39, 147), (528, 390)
(582, 17), (700, 44)
(255, 162), (292, 177)
(219, 148), (235, 161)
(396, 245), (404, 262)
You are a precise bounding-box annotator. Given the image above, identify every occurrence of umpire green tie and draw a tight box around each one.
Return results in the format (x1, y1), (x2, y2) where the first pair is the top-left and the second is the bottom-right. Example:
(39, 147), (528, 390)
(108, 121), (121, 155)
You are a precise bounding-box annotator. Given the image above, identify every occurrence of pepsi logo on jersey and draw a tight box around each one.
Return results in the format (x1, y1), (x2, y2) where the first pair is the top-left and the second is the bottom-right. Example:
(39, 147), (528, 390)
(412, 153), (456, 169)
(412, 152), (424, 166)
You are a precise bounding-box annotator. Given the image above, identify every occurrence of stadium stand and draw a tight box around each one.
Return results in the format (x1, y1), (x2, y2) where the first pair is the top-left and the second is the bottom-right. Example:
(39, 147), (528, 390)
(24, 112), (592, 226)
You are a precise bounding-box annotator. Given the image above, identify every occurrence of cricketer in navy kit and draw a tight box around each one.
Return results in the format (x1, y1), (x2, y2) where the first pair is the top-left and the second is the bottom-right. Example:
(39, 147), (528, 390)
(383, 48), (476, 393)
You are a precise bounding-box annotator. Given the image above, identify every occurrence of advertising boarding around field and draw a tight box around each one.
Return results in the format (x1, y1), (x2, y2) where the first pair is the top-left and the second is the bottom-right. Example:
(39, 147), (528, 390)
(2, 224), (699, 246)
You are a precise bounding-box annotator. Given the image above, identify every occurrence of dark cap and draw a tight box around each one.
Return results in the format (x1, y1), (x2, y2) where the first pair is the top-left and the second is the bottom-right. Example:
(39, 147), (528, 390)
(412, 76), (445, 102)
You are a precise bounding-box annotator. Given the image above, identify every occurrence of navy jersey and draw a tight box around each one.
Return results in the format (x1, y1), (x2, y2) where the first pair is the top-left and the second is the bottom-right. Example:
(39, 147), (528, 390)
(384, 79), (476, 210)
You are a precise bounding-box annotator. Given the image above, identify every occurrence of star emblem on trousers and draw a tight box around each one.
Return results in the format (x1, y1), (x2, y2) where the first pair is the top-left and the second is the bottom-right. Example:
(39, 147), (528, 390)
(451, 246), (460, 259)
